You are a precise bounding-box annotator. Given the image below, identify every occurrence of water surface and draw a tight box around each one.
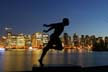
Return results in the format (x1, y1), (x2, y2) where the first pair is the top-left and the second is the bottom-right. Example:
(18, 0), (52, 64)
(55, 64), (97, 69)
(0, 49), (108, 72)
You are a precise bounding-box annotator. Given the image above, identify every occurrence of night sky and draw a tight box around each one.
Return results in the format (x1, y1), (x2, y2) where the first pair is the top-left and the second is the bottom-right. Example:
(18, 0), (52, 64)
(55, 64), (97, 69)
(0, 0), (108, 37)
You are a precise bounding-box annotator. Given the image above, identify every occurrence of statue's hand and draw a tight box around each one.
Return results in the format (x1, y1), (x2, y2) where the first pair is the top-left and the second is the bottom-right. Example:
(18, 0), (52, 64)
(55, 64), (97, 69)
(43, 30), (48, 33)
(43, 24), (48, 27)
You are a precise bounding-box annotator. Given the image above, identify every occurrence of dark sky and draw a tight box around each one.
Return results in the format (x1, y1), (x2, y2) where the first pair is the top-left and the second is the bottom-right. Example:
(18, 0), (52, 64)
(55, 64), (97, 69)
(0, 0), (108, 37)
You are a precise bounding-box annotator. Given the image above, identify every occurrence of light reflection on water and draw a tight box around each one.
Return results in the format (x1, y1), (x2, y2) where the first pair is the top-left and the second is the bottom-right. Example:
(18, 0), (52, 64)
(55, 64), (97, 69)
(0, 49), (108, 71)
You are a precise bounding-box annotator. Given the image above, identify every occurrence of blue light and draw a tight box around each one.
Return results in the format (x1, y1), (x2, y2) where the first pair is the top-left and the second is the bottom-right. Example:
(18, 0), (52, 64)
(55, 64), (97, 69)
(0, 48), (5, 53)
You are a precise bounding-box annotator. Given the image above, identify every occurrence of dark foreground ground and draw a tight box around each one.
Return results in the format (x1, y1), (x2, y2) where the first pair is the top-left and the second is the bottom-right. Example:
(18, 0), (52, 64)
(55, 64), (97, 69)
(20, 65), (108, 72)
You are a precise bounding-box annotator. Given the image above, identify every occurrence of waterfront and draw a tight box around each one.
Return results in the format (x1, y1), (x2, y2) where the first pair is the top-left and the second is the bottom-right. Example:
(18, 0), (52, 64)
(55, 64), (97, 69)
(0, 48), (108, 72)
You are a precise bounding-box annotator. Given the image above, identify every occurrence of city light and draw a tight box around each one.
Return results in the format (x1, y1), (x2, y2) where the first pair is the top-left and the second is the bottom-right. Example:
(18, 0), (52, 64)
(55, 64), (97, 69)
(29, 46), (32, 50)
(0, 48), (5, 51)
(0, 30), (108, 51)
(0, 48), (5, 53)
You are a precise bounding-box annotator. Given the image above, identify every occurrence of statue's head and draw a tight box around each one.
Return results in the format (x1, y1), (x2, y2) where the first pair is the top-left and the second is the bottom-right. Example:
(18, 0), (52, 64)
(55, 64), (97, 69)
(63, 18), (69, 26)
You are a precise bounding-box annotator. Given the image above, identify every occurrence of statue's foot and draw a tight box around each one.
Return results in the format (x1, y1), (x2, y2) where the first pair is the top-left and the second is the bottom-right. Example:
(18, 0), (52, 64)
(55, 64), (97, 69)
(38, 59), (44, 67)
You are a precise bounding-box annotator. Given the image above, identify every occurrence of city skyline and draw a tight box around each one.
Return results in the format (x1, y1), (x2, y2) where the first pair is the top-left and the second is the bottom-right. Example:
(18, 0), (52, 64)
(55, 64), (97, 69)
(0, 0), (108, 37)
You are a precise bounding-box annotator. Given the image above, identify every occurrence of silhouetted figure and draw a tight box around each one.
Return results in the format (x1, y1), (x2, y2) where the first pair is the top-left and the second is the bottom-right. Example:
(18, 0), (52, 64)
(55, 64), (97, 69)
(38, 18), (69, 66)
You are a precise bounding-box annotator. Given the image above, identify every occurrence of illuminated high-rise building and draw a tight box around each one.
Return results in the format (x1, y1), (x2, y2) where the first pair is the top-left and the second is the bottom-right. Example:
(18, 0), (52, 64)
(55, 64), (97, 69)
(42, 33), (49, 47)
(73, 33), (79, 47)
(63, 33), (72, 48)
(31, 33), (36, 48)
(16, 33), (25, 48)
(31, 32), (49, 48)
(85, 35), (90, 47)
(10, 35), (17, 48)
(5, 32), (26, 49)
(6, 32), (12, 48)
(104, 36), (108, 50)
(31, 32), (43, 48)
(25, 35), (31, 48)
(0, 36), (6, 47)
(80, 35), (85, 48)
(64, 33), (69, 46)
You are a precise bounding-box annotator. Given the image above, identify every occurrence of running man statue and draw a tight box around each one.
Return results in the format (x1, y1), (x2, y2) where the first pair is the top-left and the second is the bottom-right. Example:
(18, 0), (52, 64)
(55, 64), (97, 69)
(39, 18), (69, 66)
